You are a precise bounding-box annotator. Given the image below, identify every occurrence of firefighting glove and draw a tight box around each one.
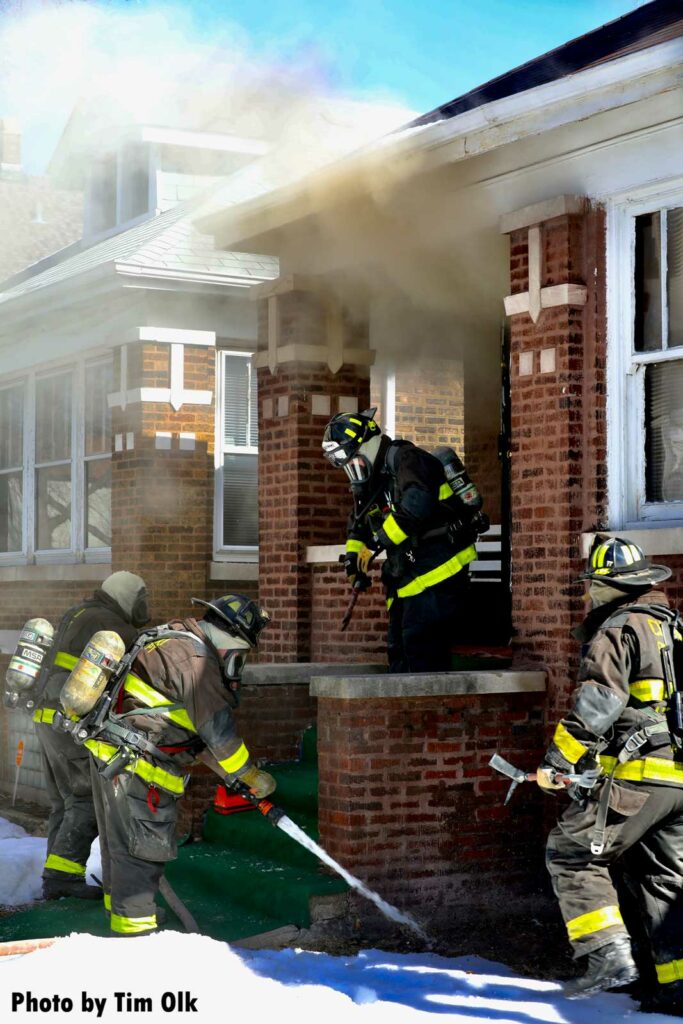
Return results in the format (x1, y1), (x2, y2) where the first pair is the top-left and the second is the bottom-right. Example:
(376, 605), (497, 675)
(536, 765), (566, 792)
(343, 550), (372, 592)
(238, 764), (277, 799)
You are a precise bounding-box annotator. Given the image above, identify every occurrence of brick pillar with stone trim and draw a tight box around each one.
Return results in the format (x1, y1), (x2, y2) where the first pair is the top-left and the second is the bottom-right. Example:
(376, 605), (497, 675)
(252, 277), (373, 662)
(109, 331), (216, 623)
(501, 196), (607, 726)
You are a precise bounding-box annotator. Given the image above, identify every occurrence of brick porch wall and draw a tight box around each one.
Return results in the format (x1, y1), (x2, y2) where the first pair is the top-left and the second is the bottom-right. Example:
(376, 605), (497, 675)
(315, 676), (546, 934)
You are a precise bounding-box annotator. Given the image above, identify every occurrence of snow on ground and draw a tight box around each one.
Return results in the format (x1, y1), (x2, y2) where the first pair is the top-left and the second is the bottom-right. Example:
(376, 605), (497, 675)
(0, 816), (677, 1022)
(0, 931), (677, 1024)
(0, 816), (100, 906)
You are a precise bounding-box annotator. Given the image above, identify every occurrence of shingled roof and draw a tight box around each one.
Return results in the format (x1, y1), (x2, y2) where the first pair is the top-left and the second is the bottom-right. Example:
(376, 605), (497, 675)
(0, 184), (278, 307)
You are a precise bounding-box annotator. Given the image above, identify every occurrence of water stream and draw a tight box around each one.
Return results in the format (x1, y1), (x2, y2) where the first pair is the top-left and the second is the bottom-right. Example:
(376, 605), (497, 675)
(276, 814), (431, 945)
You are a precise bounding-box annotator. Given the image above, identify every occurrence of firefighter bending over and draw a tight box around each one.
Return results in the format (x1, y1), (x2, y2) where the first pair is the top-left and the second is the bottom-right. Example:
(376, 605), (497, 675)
(85, 594), (274, 937)
(35, 571), (148, 900)
(538, 535), (683, 1010)
(322, 410), (488, 672)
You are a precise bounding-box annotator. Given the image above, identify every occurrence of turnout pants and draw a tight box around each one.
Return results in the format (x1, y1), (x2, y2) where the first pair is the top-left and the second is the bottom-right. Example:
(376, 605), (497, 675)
(547, 779), (683, 992)
(387, 569), (470, 673)
(90, 759), (179, 936)
(36, 722), (98, 881)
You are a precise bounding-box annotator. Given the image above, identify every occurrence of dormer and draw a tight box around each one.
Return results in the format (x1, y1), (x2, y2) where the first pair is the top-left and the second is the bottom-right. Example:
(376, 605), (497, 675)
(50, 107), (269, 242)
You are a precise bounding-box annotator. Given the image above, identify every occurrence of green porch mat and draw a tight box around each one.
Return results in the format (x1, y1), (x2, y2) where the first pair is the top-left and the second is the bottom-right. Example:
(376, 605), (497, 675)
(0, 730), (345, 944)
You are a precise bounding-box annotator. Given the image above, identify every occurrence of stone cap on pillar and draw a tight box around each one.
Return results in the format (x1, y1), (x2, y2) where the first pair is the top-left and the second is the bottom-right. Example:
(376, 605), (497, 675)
(250, 273), (374, 375)
(310, 670), (546, 699)
(500, 195), (589, 324)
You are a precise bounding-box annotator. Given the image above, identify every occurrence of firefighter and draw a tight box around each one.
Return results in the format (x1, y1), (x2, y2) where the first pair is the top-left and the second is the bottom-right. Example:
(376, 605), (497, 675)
(322, 410), (487, 672)
(538, 535), (683, 1009)
(34, 571), (148, 900)
(85, 594), (275, 937)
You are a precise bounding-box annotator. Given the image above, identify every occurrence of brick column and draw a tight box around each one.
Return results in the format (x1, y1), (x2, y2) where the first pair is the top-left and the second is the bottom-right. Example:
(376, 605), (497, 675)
(110, 335), (215, 622)
(253, 277), (373, 662)
(501, 196), (607, 724)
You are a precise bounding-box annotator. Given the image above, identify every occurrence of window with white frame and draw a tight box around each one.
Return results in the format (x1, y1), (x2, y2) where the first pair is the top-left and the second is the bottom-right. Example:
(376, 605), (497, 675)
(609, 187), (683, 526)
(0, 358), (114, 562)
(215, 351), (258, 555)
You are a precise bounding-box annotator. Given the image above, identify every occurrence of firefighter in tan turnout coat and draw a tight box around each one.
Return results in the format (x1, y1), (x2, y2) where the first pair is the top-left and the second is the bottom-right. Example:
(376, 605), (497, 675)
(86, 594), (275, 937)
(539, 535), (683, 1010)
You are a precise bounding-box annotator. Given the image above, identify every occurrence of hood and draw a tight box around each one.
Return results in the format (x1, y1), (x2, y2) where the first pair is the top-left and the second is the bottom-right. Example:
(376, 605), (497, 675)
(100, 571), (149, 627)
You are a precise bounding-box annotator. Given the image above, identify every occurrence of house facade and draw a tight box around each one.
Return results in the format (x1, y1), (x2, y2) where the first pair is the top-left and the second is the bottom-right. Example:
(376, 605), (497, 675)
(0, 0), (681, 940)
(194, 0), (683, 934)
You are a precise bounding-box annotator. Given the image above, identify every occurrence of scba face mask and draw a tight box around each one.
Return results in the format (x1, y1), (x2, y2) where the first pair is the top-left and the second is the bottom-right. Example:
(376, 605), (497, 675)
(343, 435), (382, 485)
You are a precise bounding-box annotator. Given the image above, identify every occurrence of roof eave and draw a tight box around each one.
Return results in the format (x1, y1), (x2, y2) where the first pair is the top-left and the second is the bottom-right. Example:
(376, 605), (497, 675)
(199, 37), (683, 246)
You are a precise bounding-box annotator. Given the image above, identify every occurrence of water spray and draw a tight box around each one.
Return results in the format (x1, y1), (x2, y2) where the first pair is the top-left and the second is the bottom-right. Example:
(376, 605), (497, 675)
(229, 779), (431, 945)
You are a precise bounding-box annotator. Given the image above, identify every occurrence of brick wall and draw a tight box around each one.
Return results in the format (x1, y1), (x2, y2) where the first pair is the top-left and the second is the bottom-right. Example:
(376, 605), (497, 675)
(317, 688), (546, 934)
(508, 207), (608, 725)
(310, 562), (387, 663)
(256, 288), (371, 661)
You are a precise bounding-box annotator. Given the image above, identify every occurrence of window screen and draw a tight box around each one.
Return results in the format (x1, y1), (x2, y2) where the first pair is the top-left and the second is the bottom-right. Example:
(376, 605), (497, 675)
(645, 361), (683, 503)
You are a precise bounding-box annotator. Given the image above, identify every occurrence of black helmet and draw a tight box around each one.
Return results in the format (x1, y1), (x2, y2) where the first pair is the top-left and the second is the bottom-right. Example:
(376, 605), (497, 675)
(191, 594), (271, 648)
(322, 410), (381, 467)
(579, 534), (671, 590)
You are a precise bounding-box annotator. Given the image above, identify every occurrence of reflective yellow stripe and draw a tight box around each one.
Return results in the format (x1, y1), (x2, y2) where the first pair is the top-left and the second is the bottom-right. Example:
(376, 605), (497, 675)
(599, 755), (683, 786)
(85, 739), (186, 795)
(345, 539), (364, 554)
(344, 427), (357, 438)
(438, 482), (452, 501)
(382, 514), (409, 546)
(567, 905), (623, 942)
(110, 912), (157, 935)
(348, 417), (362, 425)
(629, 679), (666, 702)
(44, 854), (85, 876)
(596, 543), (609, 569)
(33, 707), (56, 724)
(219, 743), (250, 775)
(386, 597), (394, 610)
(104, 893), (112, 912)
(54, 651), (78, 671)
(396, 544), (476, 598)
(657, 959), (683, 985)
(552, 722), (588, 764)
(123, 674), (196, 732)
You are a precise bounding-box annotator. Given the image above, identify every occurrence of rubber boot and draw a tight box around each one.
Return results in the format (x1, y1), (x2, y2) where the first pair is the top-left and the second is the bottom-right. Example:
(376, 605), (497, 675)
(640, 980), (683, 1015)
(43, 877), (102, 901)
(564, 935), (639, 999)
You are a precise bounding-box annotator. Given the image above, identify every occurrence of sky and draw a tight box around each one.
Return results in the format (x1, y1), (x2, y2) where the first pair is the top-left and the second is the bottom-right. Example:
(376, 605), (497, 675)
(0, 816), (671, 1022)
(0, 0), (649, 174)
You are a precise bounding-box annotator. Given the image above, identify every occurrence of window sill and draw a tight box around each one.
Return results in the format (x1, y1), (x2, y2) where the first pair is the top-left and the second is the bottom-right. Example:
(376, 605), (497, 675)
(582, 528), (683, 558)
(209, 561), (258, 581)
(0, 563), (111, 583)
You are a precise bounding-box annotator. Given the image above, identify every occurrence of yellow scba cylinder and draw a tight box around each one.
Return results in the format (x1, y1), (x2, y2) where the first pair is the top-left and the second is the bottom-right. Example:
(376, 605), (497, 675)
(4, 619), (55, 705)
(59, 631), (125, 719)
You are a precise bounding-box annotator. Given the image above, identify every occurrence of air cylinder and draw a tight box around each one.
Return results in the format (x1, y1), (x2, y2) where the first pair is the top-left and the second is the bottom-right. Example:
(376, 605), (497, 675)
(59, 631), (125, 719)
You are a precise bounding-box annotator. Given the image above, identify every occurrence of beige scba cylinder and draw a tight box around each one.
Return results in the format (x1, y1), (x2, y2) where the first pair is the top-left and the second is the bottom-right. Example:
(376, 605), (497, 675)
(59, 631), (125, 719)
(4, 619), (55, 707)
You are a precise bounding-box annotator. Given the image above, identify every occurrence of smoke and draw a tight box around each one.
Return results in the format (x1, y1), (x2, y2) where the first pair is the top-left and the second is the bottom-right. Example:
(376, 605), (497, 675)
(0, 1), (413, 176)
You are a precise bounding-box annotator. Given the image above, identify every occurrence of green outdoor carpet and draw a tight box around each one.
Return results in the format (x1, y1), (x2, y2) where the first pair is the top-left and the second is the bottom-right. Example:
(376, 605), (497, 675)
(0, 729), (346, 944)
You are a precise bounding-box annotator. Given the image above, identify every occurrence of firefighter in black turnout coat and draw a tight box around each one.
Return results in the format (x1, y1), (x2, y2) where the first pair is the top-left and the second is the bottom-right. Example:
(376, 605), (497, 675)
(322, 410), (487, 672)
(538, 536), (683, 1010)
(34, 571), (148, 900)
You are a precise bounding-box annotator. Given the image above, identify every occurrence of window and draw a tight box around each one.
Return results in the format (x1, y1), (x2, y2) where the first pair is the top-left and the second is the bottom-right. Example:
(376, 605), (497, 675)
(0, 358), (113, 563)
(215, 351), (258, 556)
(0, 384), (23, 554)
(609, 188), (683, 526)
